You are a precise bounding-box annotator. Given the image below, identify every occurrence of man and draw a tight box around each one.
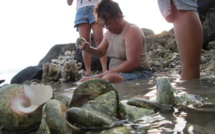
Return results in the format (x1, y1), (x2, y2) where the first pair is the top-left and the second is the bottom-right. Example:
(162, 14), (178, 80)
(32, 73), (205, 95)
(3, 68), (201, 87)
(78, 0), (152, 83)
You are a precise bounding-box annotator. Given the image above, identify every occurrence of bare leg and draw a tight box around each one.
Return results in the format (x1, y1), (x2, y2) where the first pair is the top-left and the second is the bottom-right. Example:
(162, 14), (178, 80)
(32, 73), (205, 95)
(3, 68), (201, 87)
(91, 22), (107, 73)
(167, 1), (203, 80)
(78, 23), (92, 75)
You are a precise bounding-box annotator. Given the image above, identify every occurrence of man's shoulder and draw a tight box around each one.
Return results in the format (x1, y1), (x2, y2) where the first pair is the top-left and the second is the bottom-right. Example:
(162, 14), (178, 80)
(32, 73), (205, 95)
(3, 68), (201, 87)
(126, 24), (143, 36)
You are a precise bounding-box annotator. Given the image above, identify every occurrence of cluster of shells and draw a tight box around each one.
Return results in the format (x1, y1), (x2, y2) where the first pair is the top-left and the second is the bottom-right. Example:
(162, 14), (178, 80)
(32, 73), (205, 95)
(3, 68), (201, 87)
(41, 50), (82, 83)
(146, 30), (215, 78)
(0, 78), (208, 134)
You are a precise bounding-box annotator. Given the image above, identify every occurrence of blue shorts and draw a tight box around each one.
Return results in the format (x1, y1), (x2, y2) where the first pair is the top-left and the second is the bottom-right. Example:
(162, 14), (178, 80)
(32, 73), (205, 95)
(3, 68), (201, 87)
(120, 69), (153, 82)
(158, 0), (197, 18)
(74, 5), (96, 28)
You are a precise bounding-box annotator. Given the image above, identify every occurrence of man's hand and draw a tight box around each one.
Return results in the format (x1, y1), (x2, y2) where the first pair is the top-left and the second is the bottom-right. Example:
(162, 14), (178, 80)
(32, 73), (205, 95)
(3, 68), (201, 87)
(76, 37), (90, 50)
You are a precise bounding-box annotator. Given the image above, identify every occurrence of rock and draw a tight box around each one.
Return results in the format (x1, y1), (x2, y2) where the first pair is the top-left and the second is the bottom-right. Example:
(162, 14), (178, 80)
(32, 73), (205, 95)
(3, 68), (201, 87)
(201, 10), (215, 49)
(141, 28), (155, 36)
(207, 41), (215, 49)
(41, 50), (81, 83)
(11, 42), (105, 84)
(38, 43), (76, 66)
(10, 66), (43, 84)
(0, 80), (5, 84)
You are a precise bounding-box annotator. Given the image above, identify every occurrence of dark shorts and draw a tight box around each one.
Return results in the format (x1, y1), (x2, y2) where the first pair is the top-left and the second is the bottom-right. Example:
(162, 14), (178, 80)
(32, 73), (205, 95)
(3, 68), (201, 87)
(120, 69), (153, 82)
(74, 5), (96, 28)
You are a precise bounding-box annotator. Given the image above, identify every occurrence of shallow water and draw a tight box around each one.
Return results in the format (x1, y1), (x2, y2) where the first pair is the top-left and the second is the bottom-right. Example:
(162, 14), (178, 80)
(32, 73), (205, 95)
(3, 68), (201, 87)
(115, 77), (215, 134)
(54, 76), (215, 133)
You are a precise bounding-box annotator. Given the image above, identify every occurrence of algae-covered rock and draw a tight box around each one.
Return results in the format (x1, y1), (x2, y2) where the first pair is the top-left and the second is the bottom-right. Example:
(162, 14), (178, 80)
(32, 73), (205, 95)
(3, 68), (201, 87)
(127, 98), (164, 111)
(0, 84), (53, 133)
(67, 107), (117, 129)
(83, 91), (119, 119)
(69, 79), (118, 107)
(37, 99), (77, 134)
(67, 91), (120, 129)
(119, 101), (155, 121)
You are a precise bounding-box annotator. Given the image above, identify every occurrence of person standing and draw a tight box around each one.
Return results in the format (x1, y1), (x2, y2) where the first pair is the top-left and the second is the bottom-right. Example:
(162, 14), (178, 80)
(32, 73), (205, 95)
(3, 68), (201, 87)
(157, 0), (203, 80)
(67, 0), (107, 77)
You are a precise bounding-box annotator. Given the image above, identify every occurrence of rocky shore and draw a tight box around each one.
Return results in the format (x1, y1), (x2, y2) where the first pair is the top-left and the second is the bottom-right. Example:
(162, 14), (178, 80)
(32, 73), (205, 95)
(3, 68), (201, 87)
(7, 28), (214, 85)
(1, 9), (212, 84)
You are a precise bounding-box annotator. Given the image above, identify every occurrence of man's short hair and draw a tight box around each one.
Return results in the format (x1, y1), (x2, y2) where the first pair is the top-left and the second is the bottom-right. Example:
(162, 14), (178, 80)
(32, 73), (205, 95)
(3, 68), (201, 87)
(94, 0), (123, 23)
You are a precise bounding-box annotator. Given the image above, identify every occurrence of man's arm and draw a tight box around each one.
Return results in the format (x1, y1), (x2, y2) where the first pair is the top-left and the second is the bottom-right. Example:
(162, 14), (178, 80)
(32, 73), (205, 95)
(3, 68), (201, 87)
(67, 0), (74, 6)
(82, 32), (109, 58)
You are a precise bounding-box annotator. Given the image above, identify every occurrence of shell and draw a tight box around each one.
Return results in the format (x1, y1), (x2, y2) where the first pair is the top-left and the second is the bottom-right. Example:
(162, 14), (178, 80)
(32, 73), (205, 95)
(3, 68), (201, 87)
(119, 101), (155, 121)
(67, 107), (117, 129)
(82, 91), (119, 118)
(126, 98), (166, 111)
(37, 99), (78, 134)
(67, 91), (119, 129)
(76, 37), (86, 49)
(0, 84), (53, 133)
(69, 79), (118, 107)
